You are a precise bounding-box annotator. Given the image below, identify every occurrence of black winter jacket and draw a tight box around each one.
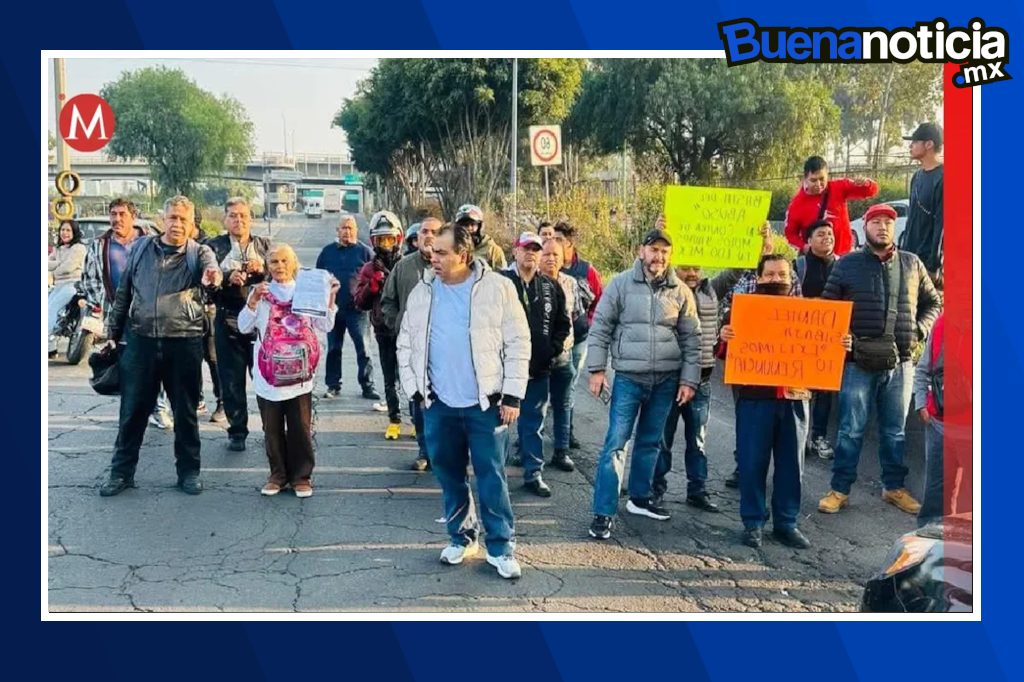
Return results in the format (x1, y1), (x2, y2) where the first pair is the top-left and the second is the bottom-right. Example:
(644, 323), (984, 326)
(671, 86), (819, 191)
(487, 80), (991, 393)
(501, 271), (571, 378)
(206, 234), (272, 316)
(822, 247), (941, 361)
(108, 237), (218, 341)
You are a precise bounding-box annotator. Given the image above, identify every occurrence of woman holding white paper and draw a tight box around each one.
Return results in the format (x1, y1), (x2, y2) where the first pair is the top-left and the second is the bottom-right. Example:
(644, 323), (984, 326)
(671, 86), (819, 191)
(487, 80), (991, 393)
(238, 244), (340, 498)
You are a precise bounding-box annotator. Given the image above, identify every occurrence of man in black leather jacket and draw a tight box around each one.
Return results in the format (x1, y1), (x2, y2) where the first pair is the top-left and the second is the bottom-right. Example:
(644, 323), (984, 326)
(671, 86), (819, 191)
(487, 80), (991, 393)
(101, 196), (222, 497)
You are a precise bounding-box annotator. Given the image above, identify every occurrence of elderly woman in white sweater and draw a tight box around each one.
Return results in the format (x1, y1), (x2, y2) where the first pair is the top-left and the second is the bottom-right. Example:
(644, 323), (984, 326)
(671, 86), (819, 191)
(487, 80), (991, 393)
(48, 220), (88, 356)
(238, 244), (340, 498)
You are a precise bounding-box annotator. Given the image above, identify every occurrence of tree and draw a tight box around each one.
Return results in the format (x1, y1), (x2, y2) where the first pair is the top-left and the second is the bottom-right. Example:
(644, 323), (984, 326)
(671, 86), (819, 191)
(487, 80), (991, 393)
(201, 180), (257, 208)
(100, 67), (254, 197)
(812, 63), (943, 169)
(569, 59), (840, 184)
(48, 131), (55, 151)
(336, 58), (585, 218)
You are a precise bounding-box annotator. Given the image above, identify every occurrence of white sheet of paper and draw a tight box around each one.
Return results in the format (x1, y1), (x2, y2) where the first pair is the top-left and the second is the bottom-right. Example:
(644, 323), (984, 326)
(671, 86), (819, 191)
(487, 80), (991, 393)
(291, 268), (332, 318)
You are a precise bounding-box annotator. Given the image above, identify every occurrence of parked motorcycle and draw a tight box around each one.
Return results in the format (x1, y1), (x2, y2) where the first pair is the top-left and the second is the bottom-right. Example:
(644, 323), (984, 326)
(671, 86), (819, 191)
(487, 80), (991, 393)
(52, 283), (105, 365)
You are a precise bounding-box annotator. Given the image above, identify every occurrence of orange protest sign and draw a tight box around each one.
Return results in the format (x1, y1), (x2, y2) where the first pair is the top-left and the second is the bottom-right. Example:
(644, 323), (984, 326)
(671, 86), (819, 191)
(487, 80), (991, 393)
(724, 294), (853, 392)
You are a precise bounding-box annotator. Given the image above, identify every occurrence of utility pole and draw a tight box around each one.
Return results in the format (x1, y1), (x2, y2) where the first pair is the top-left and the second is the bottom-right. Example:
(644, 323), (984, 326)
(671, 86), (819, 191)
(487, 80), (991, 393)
(53, 58), (70, 173)
(620, 143), (627, 209)
(544, 166), (550, 219)
(510, 58), (518, 234)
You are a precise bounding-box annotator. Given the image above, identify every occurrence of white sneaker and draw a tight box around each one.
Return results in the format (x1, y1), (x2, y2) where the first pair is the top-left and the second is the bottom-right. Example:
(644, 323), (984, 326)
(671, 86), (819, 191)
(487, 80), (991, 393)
(486, 553), (522, 579)
(626, 498), (671, 521)
(148, 412), (172, 430)
(439, 541), (479, 565)
(372, 402), (388, 413)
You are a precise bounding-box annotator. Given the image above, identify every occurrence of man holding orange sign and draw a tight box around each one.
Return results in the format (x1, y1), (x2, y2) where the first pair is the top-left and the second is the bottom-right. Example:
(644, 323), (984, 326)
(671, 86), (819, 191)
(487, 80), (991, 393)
(720, 255), (852, 549)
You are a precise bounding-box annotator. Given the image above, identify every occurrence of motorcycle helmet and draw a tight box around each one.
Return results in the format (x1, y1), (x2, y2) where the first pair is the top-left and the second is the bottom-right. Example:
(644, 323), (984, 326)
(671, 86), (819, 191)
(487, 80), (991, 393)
(368, 211), (403, 263)
(405, 222), (421, 254)
(454, 204), (485, 246)
(88, 345), (121, 396)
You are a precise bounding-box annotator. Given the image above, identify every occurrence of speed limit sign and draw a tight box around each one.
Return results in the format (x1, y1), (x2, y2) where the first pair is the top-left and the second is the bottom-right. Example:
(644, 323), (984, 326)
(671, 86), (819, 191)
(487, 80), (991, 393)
(529, 125), (562, 166)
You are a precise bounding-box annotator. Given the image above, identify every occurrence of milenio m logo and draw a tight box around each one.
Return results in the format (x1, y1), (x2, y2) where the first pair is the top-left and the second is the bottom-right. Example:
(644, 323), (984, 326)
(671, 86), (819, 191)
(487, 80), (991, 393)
(58, 93), (116, 153)
(718, 17), (1010, 88)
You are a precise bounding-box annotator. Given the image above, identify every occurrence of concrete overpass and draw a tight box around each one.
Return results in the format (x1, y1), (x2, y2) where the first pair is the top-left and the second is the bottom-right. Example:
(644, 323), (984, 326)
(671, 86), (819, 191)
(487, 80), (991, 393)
(48, 152), (358, 184)
(47, 152), (363, 216)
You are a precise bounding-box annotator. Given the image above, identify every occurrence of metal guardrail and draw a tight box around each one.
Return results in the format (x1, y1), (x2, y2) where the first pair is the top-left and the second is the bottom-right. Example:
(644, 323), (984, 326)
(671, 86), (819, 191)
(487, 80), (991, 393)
(48, 151), (354, 168)
(47, 154), (147, 165)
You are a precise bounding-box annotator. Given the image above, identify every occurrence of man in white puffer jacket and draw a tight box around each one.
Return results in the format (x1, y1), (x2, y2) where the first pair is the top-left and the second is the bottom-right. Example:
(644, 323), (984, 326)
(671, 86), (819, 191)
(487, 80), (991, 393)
(397, 224), (530, 580)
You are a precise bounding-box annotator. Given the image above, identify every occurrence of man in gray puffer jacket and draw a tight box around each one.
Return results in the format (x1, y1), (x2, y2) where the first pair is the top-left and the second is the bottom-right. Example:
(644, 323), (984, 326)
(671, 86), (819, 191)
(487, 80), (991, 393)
(653, 220), (772, 511)
(586, 229), (702, 540)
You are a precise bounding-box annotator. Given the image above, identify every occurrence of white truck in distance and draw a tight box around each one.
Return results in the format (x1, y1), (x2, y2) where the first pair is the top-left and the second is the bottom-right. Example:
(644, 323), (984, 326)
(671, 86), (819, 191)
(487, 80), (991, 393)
(305, 197), (323, 219)
(324, 188), (342, 213)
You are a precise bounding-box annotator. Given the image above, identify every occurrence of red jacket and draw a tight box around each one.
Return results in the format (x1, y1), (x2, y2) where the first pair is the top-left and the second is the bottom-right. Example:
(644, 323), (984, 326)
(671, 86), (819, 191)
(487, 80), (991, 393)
(354, 259), (391, 335)
(784, 177), (879, 256)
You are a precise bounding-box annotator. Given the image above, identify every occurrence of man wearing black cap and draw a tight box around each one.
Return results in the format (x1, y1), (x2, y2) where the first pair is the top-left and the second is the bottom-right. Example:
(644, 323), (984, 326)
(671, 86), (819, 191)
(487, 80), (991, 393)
(585, 228), (701, 540)
(901, 123), (944, 285)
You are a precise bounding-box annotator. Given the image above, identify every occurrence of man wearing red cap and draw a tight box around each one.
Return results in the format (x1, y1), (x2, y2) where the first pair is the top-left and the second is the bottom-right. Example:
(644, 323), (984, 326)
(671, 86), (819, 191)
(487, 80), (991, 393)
(818, 203), (941, 516)
(501, 232), (571, 497)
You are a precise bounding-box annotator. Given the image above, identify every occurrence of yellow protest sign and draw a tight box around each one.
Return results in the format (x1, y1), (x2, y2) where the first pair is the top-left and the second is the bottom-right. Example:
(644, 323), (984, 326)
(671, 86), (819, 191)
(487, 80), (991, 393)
(663, 185), (771, 268)
(724, 294), (854, 391)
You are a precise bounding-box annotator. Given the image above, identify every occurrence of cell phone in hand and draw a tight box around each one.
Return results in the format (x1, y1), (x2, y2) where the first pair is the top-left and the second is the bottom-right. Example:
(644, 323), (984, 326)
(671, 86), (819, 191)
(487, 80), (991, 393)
(599, 384), (612, 405)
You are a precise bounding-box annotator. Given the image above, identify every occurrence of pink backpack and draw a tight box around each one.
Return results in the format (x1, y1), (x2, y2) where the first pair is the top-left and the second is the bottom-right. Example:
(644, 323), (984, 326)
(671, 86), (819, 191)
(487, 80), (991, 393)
(257, 293), (321, 387)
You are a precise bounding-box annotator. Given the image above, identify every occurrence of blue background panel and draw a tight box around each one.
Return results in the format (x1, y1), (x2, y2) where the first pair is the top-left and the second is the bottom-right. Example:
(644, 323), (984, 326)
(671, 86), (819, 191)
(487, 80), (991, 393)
(15, 1), (1005, 678)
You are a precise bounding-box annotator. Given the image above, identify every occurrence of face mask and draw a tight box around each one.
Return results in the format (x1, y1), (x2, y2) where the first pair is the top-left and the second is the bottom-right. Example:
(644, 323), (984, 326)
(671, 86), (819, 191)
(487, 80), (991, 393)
(755, 282), (790, 296)
(376, 244), (398, 261)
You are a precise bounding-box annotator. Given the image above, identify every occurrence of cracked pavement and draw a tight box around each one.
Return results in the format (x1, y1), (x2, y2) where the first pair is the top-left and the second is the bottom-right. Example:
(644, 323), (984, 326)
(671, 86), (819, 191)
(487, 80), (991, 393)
(47, 217), (927, 613)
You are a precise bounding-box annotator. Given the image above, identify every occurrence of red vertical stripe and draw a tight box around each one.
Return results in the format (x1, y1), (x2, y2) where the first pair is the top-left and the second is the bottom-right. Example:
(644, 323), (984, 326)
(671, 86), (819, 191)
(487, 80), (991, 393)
(941, 64), (973, 532)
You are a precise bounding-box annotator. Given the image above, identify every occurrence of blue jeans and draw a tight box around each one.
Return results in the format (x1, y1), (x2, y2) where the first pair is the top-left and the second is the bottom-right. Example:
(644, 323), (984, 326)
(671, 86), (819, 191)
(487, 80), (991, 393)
(592, 373), (679, 517)
(654, 380), (712, 497)
(518, 377), (550, 482)
(568, 341), (588, 434)
(409, 399), (427, 459)
(47, 282), (76, 352)
(424, 399), (515, 557)
(918, 419), (945, 527)
(830, 361), (914, 494)
(549, 360), (574, 450)
(811, 391), (833, 439)
(325, 309), (374, 391)
(737, 398), (808, 531)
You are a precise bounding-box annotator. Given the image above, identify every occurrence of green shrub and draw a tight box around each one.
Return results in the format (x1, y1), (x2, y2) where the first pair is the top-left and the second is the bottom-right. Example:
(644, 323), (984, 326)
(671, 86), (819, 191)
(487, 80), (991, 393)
(489, 171), (907, 280)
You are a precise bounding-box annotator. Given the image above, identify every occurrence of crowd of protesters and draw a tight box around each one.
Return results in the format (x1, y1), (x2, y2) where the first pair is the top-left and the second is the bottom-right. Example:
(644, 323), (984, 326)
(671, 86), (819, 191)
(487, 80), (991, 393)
(51, 122), (959, 581)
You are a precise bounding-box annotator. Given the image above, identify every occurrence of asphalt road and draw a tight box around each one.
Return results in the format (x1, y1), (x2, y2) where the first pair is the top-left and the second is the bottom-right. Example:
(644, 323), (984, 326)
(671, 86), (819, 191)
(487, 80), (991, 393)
(47, 215), (926, 613)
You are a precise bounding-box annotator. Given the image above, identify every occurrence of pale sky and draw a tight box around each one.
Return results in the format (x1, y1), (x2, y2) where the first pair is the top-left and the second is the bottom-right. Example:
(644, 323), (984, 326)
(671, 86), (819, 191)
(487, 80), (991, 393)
(47, 58), (378, 156)
(47, 57), (943, 162)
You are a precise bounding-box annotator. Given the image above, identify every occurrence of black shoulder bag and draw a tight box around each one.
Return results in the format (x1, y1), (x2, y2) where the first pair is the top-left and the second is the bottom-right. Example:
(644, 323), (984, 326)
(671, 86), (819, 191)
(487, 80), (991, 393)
(853, 255), (902, 372)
